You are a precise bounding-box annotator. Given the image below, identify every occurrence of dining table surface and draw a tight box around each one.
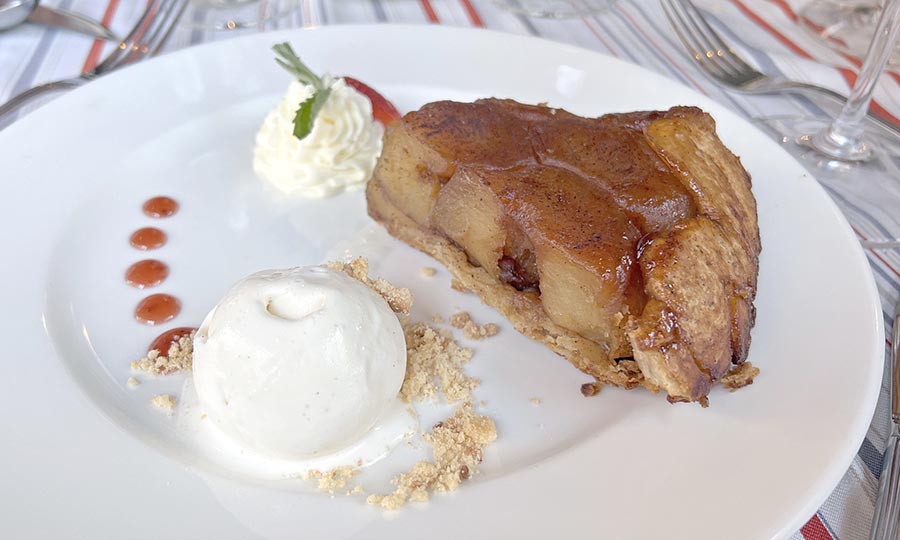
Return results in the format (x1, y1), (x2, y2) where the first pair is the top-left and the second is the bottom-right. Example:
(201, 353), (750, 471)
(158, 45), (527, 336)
(2, 0), (900, 538)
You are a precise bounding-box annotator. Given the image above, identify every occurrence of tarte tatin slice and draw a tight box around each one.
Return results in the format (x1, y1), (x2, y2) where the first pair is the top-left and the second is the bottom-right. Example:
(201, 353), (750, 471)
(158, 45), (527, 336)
(366, 99), (760, 404)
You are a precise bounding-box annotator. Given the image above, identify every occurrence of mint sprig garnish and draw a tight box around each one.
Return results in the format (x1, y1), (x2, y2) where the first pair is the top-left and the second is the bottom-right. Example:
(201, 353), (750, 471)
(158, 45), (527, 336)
(272, 42), (331, 141)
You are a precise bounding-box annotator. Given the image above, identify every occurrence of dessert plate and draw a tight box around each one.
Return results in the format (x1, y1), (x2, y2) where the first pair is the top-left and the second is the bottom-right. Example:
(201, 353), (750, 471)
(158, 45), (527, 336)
(0, 25), (883, 540)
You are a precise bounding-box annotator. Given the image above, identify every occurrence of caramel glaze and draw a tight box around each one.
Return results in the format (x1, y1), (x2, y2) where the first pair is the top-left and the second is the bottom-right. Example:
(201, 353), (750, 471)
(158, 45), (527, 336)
(148, 326), (197, 354)
(125, 259), (169, 289)
(135, 294), (181, 325)
(143, 196), (179, 218)
(130, 227), (167, 250)
(399, 99), (695, 311)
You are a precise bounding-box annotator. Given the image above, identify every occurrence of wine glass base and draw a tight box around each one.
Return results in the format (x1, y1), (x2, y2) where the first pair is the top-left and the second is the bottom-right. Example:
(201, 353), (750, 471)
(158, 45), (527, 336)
(756, 115), (900, 247)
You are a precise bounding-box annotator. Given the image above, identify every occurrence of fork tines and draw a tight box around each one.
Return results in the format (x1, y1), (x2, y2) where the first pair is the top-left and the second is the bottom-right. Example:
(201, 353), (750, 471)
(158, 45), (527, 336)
(97, 0), (188, 75)
(660, 0), (760, 85)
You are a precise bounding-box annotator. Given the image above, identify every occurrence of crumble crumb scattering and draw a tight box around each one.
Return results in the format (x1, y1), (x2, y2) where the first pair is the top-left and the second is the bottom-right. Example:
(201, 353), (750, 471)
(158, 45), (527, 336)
(126, 377), (140, 388)
(308, 466), (358, 494)
(327, 258), (413, 314)
(400, 321), (478, 403)
(720, 362), (759, 391)
(449, 311), (500, 340)
(346, 485), (365, 496)
(131, 333), (195, 376)
(530, 398), (541, 405)
(366, 403), (497, 510)
(420, 267), (437, 277)
(152, 394), (176, 414)
(432, 314), (444, 324)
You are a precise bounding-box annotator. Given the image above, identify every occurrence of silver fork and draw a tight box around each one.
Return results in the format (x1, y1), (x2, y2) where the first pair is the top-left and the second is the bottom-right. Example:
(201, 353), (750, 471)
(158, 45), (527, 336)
(0, 0), (188, 127)
(660, 0), (900, 138)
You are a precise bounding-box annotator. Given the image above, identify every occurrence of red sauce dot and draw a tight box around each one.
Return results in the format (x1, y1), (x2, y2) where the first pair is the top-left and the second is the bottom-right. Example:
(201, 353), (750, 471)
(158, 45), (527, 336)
(143, 196), (179, 218)
(135, 294), (181, 325)
(130, 227), (167, 250)
(149, 326), (197, 354)
(125, 259), (169, 289)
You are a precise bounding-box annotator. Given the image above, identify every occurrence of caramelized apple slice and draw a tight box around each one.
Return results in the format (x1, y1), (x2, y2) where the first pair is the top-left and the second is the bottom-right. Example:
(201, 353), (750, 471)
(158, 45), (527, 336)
(484, 166), (644, 356)
(430, 169), (506, 277)
(374, 121), (454, 226)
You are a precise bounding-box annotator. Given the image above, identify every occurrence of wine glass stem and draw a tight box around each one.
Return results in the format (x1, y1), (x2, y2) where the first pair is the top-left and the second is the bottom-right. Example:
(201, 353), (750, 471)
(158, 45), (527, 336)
(813, 0), (900, 160)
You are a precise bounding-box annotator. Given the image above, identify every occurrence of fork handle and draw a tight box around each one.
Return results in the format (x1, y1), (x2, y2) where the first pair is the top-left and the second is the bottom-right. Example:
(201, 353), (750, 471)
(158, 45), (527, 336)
(0, 78), (86, 129)
(870, 428), (900, 540)
(755, 81), (900, 140)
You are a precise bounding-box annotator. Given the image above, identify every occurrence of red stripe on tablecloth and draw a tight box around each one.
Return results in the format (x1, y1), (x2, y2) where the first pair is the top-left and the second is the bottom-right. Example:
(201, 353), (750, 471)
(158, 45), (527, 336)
(800, 515), (834, 540)
(851, 223), (900, 280)
(459, 0), (484, 27)
(81, 0), (122, 73)
(302, 0), (312, 26)
(616, 6), (707, 93)
(871, 250), (900, 280)
(730, 0), (900, 128)
(765, 0), (797, 21)
(581, 17), (617, 56)
(767, 0), (900, 84)
(766, 0), (849, 49)
(420, 0), (439, 23)
(731, 0), (810, 57)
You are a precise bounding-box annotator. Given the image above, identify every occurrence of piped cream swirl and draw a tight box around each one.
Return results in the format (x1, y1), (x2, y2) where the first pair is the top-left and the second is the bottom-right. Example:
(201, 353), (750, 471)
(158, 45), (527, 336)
(253, 77), (384, 198)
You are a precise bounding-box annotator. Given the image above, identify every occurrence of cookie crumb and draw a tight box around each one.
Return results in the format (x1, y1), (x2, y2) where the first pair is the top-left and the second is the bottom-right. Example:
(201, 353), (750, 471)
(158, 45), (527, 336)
(346, 485), (365, 496)
(530, 398), (541, 405)
(449, 311), (499, 340)
(580, 382), (602, 397)
(367, 403), (496, 510)
(308, 466), (358, 494)
(131, 333), (195, 375)
(126, 377), (140, 388)
(478, 400), (487, 408)
(400, 322), (477, 403)
(720, 361), (759, 391)
(432, 314), (444, 324)
(327, 258), (412, 314)
(420, 266), (437, 277)
(450, 278), (469, 293)
(200, 413), (207, 420)
(151, 394), (176, 414)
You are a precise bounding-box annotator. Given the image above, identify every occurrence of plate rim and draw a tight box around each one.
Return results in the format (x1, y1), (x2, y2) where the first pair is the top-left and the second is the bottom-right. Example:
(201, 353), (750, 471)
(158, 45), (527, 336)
(0, 24), (885, 539)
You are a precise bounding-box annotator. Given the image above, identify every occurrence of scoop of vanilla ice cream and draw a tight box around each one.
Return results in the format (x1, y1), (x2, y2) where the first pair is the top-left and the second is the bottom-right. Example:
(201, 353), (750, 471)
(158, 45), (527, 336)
(253, 77), (384, 198)
(192, 266), (406, 459)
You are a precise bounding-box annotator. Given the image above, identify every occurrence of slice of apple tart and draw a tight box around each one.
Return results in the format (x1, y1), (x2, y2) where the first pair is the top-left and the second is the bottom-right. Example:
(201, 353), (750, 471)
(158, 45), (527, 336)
(366, 99), (760, 404)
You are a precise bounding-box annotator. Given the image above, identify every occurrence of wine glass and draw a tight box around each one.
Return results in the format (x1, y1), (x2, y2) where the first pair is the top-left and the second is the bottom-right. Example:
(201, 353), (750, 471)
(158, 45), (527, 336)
(760, 0), (900, 248)
(184, 0), (298, 30)
(799, 0), (900, 65)
(491, 0), (616, 18)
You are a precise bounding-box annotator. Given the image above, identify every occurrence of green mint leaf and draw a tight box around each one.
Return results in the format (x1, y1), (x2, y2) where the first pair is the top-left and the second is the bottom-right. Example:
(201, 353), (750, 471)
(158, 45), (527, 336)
(273, 42), (331, 141)
(272, 42), (323, 89)
(292, 87), (332, 141)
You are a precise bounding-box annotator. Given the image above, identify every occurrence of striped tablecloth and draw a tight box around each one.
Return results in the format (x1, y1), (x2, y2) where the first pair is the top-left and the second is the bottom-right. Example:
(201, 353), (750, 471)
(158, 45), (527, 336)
(3, 1), (899, 538)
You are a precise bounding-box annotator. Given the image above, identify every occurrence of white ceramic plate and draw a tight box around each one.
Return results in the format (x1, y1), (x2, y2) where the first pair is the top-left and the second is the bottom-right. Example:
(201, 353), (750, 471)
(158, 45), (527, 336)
(0, 26), (883, 540)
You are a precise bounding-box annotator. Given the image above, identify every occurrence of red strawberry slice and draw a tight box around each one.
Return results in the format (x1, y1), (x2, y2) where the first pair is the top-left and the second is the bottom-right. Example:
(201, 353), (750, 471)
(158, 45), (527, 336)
(342, 76), (402, 126)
